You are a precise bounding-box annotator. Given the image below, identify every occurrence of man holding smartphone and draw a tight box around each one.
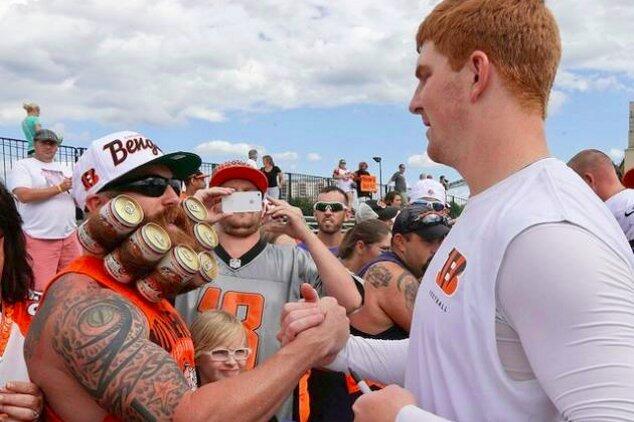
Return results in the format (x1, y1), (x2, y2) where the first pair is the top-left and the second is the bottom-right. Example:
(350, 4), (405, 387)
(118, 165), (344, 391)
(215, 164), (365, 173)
(176, 161), (361, 420)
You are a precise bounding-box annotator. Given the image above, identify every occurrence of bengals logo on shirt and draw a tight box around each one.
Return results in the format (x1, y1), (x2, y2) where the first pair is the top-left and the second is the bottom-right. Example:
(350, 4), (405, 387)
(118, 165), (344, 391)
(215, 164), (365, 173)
(435, 248), (467, 296)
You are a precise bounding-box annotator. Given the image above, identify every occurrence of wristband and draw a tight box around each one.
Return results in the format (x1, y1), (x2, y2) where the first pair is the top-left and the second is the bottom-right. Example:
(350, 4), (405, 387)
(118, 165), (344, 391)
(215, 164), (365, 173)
(56, 184), (63, 193)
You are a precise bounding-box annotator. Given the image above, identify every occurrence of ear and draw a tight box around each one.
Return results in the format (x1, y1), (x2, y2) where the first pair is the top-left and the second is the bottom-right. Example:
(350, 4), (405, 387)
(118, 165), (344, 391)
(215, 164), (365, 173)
(85, 194), (109, 214)
(582, 173), (596, 189)
(355, 240), (366, 252)
(391, 233), (406, 253)
(466, 50), (491, 103)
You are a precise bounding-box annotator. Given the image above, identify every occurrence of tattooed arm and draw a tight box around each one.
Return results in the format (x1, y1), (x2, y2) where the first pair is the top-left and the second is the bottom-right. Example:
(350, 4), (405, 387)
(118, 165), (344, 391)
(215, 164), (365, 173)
(365, 263), (419, 332)
(26, 275), (346, 422)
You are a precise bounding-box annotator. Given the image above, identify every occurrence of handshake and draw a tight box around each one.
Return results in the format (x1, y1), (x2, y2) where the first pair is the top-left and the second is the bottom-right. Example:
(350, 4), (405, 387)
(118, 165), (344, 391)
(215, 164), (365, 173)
(277, 283), (350, 367)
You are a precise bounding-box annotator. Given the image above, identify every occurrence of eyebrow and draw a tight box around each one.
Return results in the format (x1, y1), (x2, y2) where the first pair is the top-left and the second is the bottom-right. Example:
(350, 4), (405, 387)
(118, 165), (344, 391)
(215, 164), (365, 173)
(415, 64), (431, 80)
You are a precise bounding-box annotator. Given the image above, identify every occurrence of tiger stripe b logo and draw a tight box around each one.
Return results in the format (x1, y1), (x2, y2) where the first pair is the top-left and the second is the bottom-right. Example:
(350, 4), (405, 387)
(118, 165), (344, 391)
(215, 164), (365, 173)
(435, 248), (467, 296)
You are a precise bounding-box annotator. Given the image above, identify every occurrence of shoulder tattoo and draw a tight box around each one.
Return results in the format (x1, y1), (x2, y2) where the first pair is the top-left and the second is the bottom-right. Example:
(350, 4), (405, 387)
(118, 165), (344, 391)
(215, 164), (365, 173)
(48, 285), (188, 420)
(365, 264), (393, 288)
(395, 271), (420, 311)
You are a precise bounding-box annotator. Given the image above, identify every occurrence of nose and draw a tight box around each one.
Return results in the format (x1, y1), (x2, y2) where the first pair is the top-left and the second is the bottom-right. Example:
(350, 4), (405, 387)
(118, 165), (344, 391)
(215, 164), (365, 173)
(162, 183), (180, 206)
(409, 83), (423, 115)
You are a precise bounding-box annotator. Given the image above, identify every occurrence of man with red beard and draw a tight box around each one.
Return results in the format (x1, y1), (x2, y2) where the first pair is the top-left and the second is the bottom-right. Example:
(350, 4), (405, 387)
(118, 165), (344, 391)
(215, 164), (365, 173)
(24, 132), (350, 421)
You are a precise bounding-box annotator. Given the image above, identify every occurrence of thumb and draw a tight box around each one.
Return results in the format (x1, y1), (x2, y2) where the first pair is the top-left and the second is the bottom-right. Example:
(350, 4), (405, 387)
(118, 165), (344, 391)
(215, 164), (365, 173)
(300, 283), (319, 303)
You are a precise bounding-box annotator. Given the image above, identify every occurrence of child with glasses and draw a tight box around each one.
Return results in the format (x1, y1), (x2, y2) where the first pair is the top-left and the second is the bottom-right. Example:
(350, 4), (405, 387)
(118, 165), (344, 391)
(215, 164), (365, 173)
(191, 310), (250, 385)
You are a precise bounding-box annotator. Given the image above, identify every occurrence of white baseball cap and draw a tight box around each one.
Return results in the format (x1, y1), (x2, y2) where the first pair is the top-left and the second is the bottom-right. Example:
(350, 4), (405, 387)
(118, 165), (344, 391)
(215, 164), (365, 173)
(72, 131), (201, 210)
(409, 179), (447, 205)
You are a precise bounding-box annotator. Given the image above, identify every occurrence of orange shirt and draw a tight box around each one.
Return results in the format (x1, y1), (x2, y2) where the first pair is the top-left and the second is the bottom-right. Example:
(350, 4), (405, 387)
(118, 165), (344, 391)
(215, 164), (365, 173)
(43, 255), (196, 421)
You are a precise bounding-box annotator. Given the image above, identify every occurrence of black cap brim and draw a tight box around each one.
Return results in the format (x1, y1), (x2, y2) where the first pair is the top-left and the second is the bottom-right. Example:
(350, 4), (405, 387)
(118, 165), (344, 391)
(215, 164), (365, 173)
(413, 223), (451, 241)
(376, 207), (399, 221)
(100, 151), (201, 192)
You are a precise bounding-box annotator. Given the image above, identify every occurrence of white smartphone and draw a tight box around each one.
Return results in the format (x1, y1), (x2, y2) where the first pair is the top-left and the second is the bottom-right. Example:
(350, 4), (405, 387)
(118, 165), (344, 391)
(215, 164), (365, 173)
(221, 191), (263, 213)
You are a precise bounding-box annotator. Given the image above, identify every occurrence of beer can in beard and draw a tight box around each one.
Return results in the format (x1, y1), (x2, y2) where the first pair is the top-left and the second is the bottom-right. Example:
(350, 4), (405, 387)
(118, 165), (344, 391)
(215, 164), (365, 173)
(181, 197), (208, 223)
(77, 195), (144, 255)
(104, 223), (172, 283)
(177, 251), (218, 295)
(136, 245), (200, 302)
(192, 222), (218, 250)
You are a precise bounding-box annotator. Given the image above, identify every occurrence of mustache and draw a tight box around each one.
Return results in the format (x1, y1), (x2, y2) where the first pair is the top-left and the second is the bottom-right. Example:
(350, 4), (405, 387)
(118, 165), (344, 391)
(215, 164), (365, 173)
(145, 205), (200, 253)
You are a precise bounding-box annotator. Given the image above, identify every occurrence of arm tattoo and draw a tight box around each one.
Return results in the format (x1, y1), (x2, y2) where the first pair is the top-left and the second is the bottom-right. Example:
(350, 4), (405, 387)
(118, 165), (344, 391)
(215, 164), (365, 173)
(24, 280), (64, 361)
(50, 287), (189, 421)
(365, 265), (392, 288)
(395, 271), (420, 311)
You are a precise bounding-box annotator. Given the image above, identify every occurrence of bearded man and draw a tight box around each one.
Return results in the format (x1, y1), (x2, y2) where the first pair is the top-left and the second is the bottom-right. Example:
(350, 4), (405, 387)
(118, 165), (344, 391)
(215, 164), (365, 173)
(25, 132), (349, 421)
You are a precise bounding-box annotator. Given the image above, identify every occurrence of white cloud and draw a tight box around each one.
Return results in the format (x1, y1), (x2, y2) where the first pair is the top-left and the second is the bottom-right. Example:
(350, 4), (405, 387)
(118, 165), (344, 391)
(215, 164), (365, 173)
(194, 140), (258, 159)
(548, 90), (567, 115)
(272, 151), (298, 161)
(407, 153), (439, 169)
(0, 0), (631, 127)
(609, 148), (625, 163)
(307, 152), (322, 162)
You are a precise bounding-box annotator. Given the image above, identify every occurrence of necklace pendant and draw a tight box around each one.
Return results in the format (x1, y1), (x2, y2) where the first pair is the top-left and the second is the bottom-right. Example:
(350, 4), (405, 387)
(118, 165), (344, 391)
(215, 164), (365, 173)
(229, 258), (241, 269)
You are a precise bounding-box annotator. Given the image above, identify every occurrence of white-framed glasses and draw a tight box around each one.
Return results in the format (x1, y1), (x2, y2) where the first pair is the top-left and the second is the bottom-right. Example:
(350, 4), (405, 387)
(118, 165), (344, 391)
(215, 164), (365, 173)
(204, 347), (251, 362)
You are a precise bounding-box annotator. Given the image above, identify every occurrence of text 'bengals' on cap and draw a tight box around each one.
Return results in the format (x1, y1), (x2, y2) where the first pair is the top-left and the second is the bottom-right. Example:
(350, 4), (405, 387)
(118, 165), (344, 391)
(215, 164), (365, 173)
(72, 131), (201, 210)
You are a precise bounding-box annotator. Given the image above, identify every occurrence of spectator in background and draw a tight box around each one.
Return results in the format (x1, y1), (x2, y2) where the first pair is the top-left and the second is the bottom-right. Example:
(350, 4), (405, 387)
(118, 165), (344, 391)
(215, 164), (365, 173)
(182, 170), (207, 198)
(261, 155), (284, 199)
(389, 164), (407, 200)
(439, 175), (450, 190)
(191, 310), (250, 385)
(339, 220), (391, 275)
(353, 162), (373, 201)
(409, 172), (446, 206)
(246, 149), (259, 169)
(351, 205), (450, 338)
(0, 181), (44, 421)
(568, 149), (634, 250)
(8, 129), (79, 292)
(356, 200), (399, 229)
(302, 186), (350, 255)
(21, 102), (41, 156)
(383, 190), (404, 208)
(333, 159), (355, 206)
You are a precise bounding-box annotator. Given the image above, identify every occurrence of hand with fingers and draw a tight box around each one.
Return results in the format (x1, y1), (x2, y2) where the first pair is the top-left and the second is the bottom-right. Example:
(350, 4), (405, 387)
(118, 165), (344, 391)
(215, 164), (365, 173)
(277, 284), (350, 367)
(0, 381), (44, 421)
(193, 187), (235, 224)
(263, 197), (311, 242)
(352, 385), (417, 422)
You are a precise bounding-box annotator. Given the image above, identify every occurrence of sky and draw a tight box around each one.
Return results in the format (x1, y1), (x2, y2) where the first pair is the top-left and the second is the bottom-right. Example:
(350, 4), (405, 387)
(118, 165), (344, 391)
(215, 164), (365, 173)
(0, 0), (632, 195)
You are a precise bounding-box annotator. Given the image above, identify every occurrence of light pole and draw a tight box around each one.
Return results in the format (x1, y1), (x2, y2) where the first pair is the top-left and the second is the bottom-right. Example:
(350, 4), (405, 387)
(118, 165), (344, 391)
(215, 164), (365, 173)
(372, 156), (383, 198)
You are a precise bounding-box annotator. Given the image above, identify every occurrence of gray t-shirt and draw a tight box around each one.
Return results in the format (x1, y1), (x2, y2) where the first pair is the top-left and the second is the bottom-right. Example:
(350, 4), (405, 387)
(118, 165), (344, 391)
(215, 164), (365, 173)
(390, 171), (407, 193)
(176, 241), (322, 366)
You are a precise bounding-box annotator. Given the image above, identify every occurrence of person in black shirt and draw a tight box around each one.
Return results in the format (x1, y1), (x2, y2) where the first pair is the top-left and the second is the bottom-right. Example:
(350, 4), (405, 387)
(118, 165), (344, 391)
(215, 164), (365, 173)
(261, 155), (284, 199)
(353, 161), (373, 200)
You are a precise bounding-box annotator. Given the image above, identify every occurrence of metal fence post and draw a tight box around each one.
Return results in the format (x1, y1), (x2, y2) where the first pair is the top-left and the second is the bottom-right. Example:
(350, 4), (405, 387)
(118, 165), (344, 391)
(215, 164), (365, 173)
(287, 173), (293, 202)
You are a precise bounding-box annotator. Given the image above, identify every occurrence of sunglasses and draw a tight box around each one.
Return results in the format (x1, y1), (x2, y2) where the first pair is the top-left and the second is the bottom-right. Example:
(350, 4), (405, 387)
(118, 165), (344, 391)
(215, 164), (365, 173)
(410, 199), (446, 212)
(109, 175), (182, 197)
(313, 201), (346, 213)
(405, 211), (449, 232)
(204, 347), (251, 362)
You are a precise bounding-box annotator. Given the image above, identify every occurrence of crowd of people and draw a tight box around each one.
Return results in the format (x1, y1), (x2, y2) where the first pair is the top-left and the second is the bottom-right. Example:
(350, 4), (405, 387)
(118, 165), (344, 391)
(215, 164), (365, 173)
(1, 0), (633, 421)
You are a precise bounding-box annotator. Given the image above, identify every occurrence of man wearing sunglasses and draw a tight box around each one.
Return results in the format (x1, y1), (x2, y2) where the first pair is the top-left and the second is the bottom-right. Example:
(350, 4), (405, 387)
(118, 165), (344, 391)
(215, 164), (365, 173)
(182, 170), (207, 198)
(300, 186), (351, 255)
(25, 132), (351, 422)
(351, 204), (449, 339)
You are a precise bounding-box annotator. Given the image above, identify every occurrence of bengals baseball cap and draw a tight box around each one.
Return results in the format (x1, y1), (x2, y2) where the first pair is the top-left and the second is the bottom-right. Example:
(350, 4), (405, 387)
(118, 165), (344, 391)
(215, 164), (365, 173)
(392, 205), (450, 241)
(72, 131), (201, 210)
(210, 160), (268, 194)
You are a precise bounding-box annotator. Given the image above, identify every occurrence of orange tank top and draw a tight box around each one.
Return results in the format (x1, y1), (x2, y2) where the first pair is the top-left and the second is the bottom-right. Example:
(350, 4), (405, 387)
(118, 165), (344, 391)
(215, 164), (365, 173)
(43, 256), (196, 421)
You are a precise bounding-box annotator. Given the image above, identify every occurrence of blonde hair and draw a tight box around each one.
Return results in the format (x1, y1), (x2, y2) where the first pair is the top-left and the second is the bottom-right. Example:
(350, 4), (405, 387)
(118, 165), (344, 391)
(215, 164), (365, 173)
(22, 102), (39, 113)
(416, 0), (561, 119)
(191, 310), (247, 359)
